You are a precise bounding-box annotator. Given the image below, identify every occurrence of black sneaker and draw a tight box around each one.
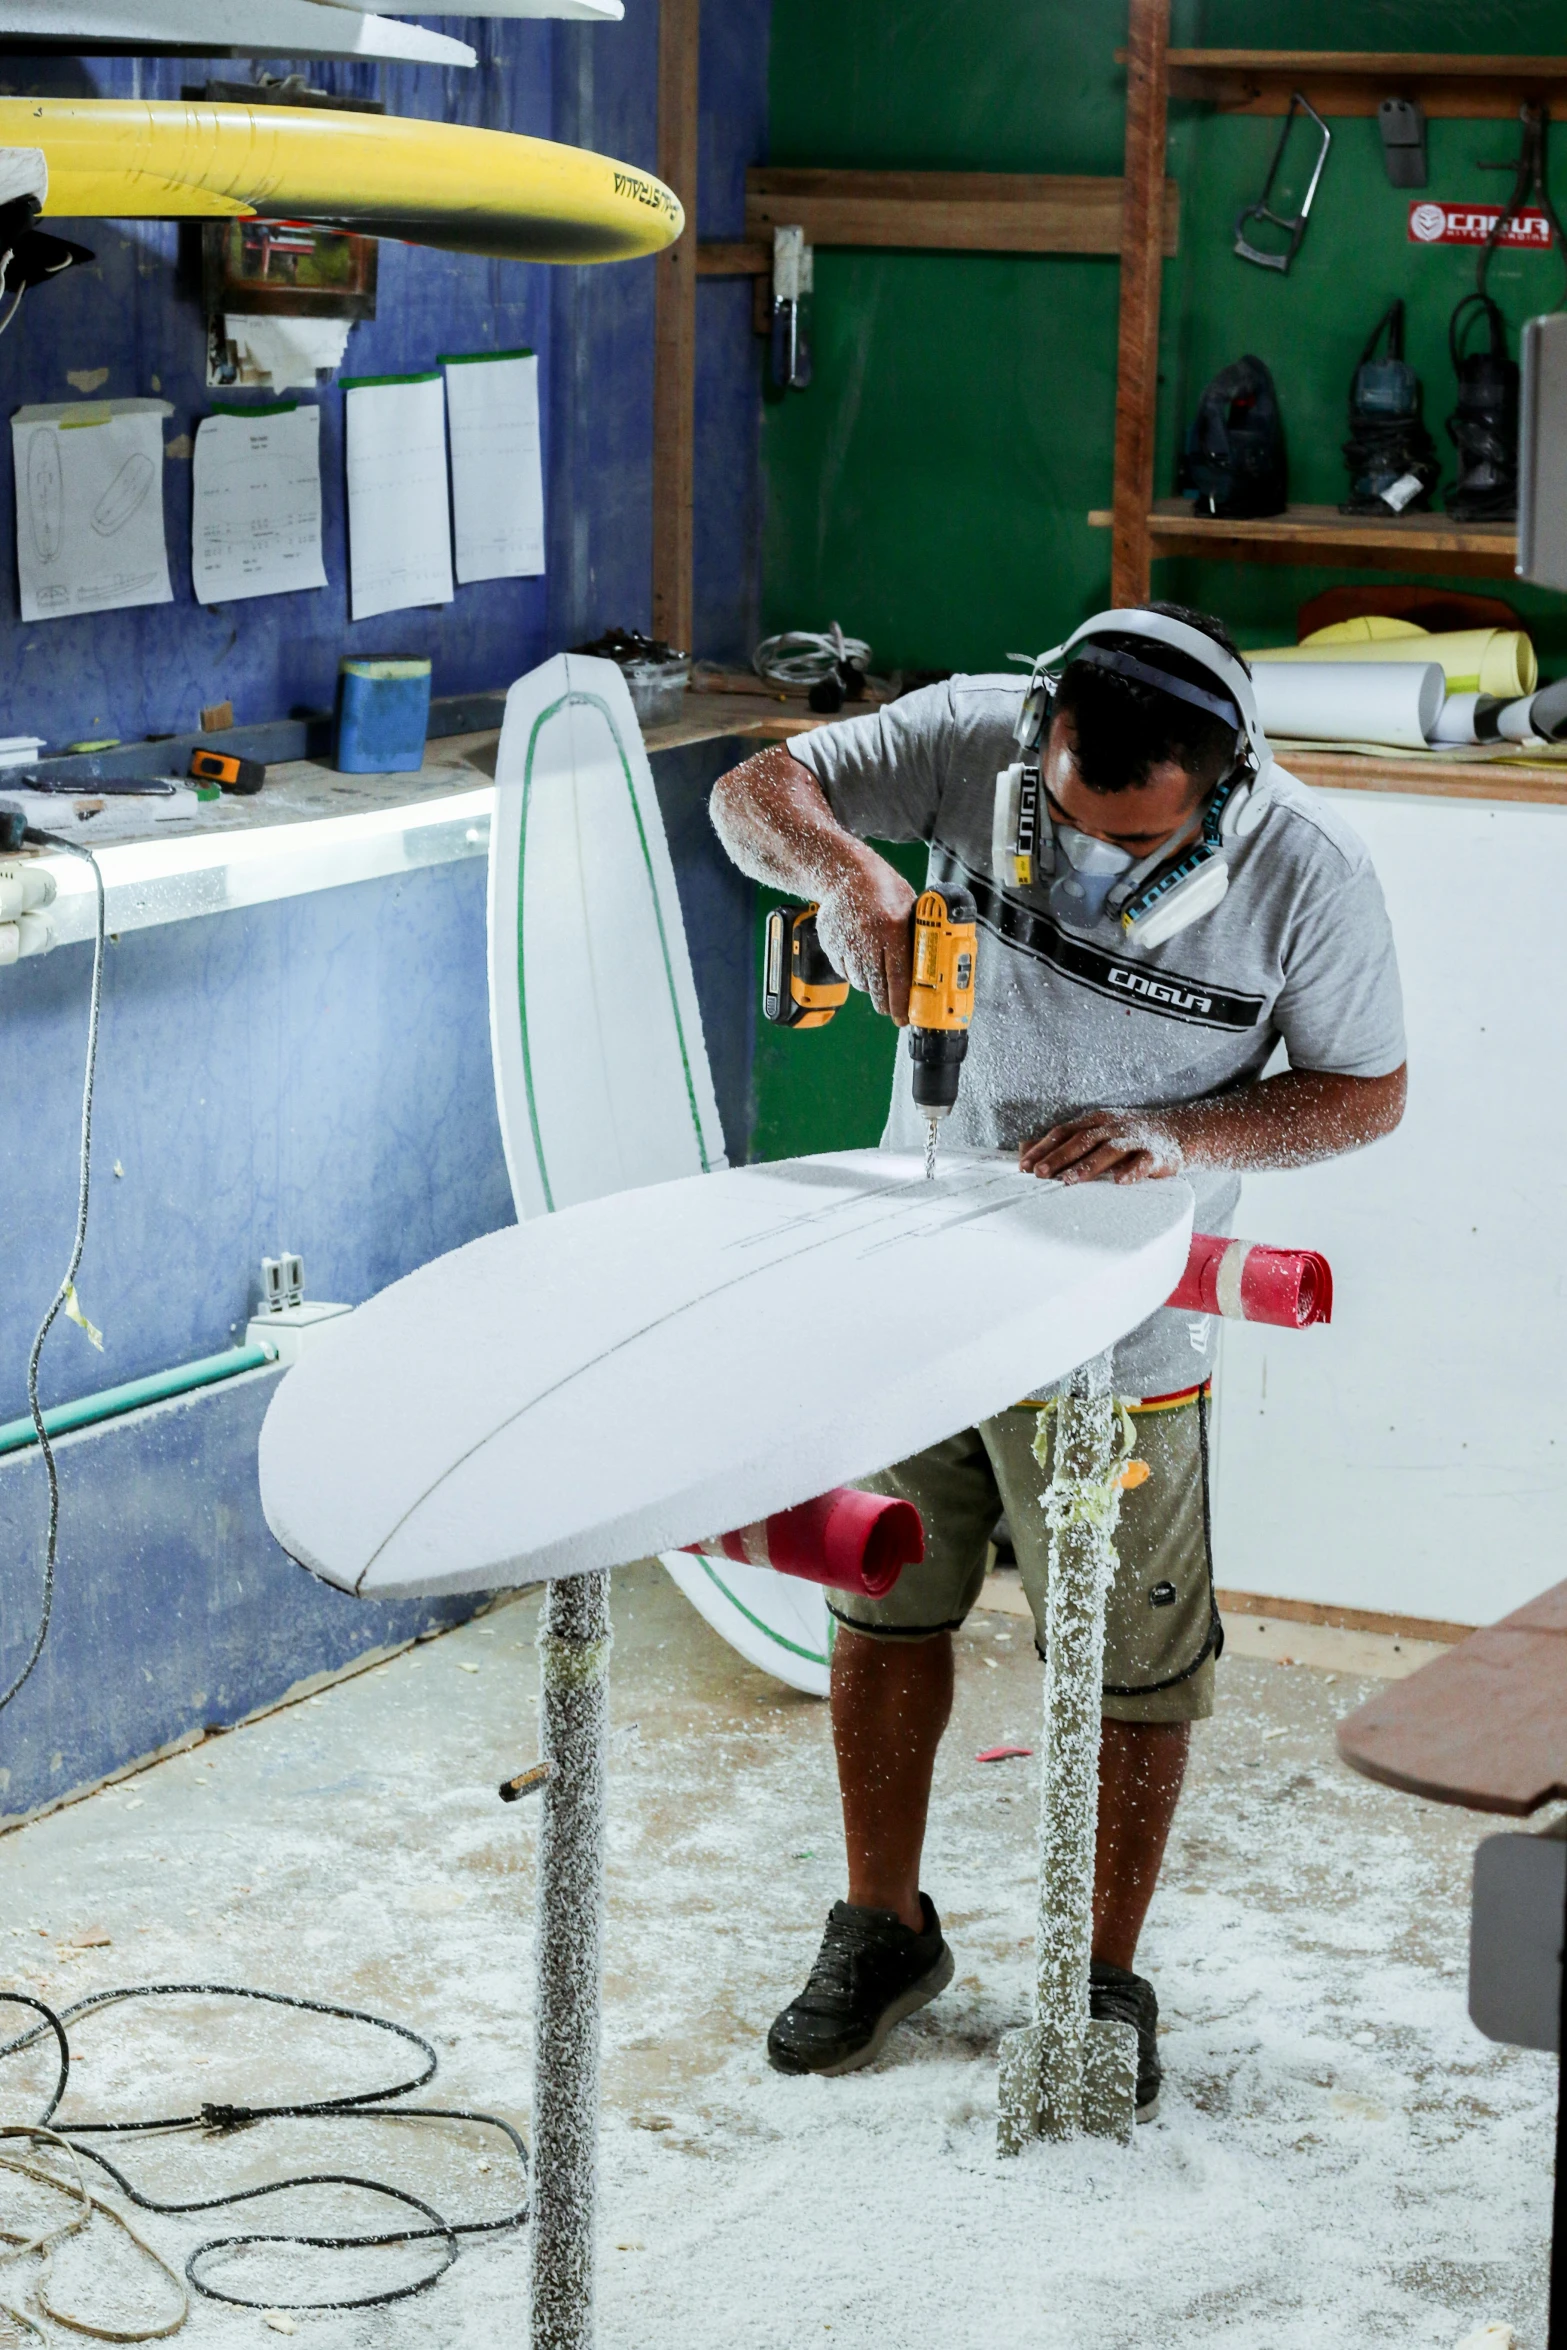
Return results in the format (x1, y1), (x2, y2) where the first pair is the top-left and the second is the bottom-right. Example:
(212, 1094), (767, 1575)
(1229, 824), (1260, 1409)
(1089, 1960), (1162, 2121)
(767, 1895), (954, 2076)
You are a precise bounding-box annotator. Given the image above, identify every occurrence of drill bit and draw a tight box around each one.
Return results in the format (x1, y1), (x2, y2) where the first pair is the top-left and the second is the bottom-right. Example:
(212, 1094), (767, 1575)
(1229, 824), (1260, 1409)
(924, 1118), (939, 1182)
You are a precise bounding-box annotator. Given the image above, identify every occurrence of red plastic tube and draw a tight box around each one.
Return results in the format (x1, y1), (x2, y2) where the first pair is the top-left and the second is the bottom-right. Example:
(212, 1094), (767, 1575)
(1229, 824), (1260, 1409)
(686, 1488), (924, 1599)
(1167, 1232), (1333, 1328)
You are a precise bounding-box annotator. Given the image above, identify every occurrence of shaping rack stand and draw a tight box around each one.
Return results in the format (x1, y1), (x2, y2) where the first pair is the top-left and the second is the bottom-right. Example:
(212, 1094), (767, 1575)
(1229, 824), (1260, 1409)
(522, 1350), (1137, 2346)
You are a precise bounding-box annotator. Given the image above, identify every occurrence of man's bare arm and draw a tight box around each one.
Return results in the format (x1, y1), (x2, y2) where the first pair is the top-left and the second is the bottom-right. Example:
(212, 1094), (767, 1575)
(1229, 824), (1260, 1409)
(710, 745), (917, 1022)
(1017, 1064), (1408, 1185)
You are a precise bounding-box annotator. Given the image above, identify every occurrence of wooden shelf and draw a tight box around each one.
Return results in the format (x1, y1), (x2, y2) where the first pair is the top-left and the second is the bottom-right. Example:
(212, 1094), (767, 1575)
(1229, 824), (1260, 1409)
(1282, 747), (1567, 808)
(744, 169), (1179, 257)
(1158, 49), (1567, 117)
(1123, 499), (1519, 579)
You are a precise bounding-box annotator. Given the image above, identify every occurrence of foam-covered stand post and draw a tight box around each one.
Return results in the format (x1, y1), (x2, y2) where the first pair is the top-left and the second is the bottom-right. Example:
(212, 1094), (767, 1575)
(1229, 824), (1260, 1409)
(530, 1569), (611, 2350)
(997, 1353), (1138, 2153)
(1168, 1233), (1332, 1328)
(685, 1487), (924, 1599)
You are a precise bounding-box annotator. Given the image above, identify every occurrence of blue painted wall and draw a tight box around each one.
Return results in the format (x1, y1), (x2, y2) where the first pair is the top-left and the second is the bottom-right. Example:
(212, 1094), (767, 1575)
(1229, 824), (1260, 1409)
(0, 9), (772, 1811)
(0, 740), (757, 1428)
(0, 855), (512, 1426)
(0, 733), (759, 1812)
(0, 0), (770, 747)
(0, 1370), (475, 1825)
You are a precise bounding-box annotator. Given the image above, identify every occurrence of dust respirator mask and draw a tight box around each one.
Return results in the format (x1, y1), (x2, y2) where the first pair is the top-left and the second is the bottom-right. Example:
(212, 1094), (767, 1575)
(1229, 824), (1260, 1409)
(992, 608), (1276, 952)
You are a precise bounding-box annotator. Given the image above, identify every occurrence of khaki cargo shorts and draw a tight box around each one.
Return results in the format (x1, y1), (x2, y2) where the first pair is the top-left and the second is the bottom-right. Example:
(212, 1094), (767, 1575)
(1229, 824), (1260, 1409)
(830, 1384), (1222, 1723)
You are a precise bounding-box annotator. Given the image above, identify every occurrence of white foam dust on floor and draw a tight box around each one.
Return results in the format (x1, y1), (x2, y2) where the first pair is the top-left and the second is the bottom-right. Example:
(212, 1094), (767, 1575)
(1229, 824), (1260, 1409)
(0, 1563), (1553, 2348)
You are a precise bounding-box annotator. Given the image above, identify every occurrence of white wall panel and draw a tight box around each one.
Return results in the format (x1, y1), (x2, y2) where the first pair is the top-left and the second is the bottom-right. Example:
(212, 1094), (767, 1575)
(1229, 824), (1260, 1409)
(1212, 788), (1567, 1627)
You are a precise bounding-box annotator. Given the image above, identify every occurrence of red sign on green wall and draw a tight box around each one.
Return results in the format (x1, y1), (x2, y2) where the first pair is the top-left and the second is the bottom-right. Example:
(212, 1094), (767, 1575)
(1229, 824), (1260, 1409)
(1408, 201), (1555, 248)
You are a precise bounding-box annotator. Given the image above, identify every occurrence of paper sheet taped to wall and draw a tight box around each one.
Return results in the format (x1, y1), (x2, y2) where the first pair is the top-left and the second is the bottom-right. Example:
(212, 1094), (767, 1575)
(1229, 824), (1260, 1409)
(343, 370), (452, 621)
(11, 398), (173, 623)
(442, 348), (544, 584)
(192, 402), (327, 606)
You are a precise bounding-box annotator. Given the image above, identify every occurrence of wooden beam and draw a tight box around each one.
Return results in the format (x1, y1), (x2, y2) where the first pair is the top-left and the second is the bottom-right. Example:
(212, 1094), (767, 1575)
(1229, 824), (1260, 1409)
(1156, 48), (1567, 118)
(651, 0), (699, 652)
(1110, 0), (1170, 607)
(696, 239), (771, 275)
(744, 169), (1178, 257)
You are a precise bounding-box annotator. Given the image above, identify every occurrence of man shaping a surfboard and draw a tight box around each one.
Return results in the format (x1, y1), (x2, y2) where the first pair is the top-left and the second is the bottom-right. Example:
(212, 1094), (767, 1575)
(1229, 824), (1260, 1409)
(710, 604), (1407, 2110)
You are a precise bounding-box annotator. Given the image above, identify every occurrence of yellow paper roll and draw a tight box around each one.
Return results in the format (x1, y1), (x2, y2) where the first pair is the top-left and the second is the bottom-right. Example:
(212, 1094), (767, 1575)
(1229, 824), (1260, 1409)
(1254, 626), (1537, 698)
(1302, 616), (1429, 645)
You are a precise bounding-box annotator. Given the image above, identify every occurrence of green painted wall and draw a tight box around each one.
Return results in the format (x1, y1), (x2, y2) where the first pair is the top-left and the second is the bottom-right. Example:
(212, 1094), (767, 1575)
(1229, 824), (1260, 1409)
(744, 2), (1567, 1161)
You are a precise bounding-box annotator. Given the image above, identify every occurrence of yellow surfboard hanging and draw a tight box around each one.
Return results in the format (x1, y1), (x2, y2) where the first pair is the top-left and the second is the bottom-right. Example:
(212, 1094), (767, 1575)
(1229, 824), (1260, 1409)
(1, 98), (682, 264)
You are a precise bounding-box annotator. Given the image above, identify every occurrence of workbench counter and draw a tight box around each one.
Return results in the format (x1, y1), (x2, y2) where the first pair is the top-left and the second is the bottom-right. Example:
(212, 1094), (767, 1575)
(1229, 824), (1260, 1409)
(14, 694), (816, 951)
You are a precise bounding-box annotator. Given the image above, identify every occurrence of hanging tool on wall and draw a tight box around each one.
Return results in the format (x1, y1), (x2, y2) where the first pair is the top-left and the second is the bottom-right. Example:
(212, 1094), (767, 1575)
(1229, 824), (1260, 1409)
(768, 223), (813, 394)
(1476, 101), (1567, 307)
(1340, 298), (1439, 514)
(762, 888), (978, 1178)
(1233, 91), (1332, 273)
(1377, 97), (1427, 189)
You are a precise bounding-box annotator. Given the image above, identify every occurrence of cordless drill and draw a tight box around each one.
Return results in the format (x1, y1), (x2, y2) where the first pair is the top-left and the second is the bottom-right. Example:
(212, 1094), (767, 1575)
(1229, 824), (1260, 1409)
(762, 887), (978, 1177)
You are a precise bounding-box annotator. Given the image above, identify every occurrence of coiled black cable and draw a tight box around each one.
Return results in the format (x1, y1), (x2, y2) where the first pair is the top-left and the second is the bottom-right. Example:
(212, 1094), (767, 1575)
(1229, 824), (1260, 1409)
(0, 1983), (528, 2314)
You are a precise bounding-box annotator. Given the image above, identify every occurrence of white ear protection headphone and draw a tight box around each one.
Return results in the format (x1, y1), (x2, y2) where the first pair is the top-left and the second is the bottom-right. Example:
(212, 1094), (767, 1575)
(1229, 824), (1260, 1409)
(993, 608), (1277, 951)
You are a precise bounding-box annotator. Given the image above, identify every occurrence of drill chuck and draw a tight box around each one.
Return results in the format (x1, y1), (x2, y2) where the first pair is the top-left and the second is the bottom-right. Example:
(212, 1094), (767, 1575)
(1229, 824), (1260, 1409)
(907, 1025), (969, 1117)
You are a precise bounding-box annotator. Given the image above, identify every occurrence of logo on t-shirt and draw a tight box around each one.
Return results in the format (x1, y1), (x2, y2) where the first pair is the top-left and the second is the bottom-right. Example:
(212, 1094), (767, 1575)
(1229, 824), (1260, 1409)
(956, 863), (1267, 1033)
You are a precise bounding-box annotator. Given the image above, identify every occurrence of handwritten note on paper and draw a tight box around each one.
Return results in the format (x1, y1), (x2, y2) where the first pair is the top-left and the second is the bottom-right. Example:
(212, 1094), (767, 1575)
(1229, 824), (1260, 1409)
(11, 398), (174, 623)
(343, 371), (453, 622)
(442, 348), (544, 584)
(191, 403), (327, 606)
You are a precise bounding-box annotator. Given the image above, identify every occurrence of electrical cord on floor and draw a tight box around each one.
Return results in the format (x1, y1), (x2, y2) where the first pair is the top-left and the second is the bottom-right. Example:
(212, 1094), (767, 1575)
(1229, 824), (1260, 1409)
(0, 830), (106, 1720)
(0, 1984), (529, 2324)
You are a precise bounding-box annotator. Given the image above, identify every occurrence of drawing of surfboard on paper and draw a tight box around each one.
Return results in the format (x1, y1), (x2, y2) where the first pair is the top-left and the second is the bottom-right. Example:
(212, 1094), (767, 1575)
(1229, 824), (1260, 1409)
(28, 430), (62, 564)
(486, 652), (836, 1693)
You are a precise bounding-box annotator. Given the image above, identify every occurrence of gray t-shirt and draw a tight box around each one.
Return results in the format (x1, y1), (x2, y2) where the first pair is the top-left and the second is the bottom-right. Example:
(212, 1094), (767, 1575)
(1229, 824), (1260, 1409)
(793, 674), (1406, 1395)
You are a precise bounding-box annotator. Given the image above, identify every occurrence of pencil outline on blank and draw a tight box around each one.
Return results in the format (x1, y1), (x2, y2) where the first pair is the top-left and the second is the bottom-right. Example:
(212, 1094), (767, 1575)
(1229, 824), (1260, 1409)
(90, 450), (155, 537)
(27, 428), (62, 563)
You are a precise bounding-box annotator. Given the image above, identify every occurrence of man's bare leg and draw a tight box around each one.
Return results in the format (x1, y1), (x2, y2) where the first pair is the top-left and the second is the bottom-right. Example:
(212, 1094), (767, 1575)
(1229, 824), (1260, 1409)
(1092, 1718), (1190, 1971)
(830, 1625), (953, 1931)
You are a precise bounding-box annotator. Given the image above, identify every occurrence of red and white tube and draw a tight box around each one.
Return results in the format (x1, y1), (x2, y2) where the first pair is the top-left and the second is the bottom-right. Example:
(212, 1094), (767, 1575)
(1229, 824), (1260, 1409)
(1168, 1232), (1332, 1328)
(686, 1487), (924, 1599)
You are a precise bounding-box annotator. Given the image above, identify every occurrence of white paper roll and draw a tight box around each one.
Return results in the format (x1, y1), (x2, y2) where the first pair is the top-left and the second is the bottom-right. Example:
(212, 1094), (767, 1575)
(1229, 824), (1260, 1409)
(1432, 692), (1480, 744)
(1250, 661), (1444, 749)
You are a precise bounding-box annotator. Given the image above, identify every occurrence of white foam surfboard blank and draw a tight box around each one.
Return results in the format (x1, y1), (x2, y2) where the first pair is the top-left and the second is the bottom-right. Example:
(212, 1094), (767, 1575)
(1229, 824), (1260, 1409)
(0, 0), (477, 64)
(373, 0), (622, 15)
(662, 1548), (833, 1697)
(488, 652), (824, 1684)
(488, 651), (727, 1222)
(258, 1150), (1194, 1602)
(1251, 660), (1444, 750)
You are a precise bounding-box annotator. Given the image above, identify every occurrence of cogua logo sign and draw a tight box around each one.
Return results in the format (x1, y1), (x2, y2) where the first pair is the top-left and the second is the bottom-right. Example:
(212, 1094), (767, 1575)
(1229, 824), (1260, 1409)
(1409, 200), (1555, 247)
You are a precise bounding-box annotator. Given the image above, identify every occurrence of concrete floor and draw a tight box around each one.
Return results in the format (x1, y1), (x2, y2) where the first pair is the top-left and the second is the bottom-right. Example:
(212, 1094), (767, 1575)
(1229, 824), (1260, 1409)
(0, 1563), (1555, 2349)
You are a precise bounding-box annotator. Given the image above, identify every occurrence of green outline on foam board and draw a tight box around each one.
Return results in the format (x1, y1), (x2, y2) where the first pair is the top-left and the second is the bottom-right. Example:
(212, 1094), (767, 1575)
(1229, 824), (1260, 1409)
(694, 1557), (832, 1667)
(515, 689), (711, 1213)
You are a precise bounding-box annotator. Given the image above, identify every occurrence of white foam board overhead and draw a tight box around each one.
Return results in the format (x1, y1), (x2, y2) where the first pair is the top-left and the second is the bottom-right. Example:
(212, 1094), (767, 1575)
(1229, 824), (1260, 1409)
(0, 1), (477, 65)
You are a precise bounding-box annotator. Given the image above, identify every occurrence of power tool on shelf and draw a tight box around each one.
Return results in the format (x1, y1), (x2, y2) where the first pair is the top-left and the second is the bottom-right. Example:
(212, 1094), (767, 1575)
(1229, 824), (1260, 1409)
(762, 886), (978, 1178)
